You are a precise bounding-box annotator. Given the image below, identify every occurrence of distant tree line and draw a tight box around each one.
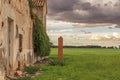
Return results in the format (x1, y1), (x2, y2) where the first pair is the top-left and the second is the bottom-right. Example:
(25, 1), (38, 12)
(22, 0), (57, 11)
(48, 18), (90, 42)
(51, 45), (120, 49)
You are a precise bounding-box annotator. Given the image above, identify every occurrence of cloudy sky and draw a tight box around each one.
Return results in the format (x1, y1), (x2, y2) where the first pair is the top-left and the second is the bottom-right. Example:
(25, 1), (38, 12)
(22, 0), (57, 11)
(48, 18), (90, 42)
(47, 0), (120, 46)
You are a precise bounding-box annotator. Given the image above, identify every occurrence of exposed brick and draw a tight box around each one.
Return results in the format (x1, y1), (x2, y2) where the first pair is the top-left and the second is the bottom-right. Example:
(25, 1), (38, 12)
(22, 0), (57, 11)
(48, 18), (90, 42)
(58, 36), (63, 60)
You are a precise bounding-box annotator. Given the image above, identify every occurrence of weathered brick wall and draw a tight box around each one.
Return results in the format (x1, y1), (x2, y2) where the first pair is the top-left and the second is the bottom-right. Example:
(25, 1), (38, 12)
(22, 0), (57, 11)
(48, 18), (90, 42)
(32, 0), (47, 29)
(42, 1), (47, 29)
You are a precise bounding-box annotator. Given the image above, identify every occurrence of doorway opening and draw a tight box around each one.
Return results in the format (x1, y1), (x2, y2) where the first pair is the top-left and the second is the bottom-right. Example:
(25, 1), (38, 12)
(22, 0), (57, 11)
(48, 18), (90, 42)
(7, 17), (14, 75)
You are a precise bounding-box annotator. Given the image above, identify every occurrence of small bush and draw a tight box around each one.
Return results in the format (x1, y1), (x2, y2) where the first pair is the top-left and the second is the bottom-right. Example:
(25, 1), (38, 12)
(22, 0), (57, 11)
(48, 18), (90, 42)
(17, 76), (31, 80)
(24, 65), (40, 74)
(49, 59), (65, 66)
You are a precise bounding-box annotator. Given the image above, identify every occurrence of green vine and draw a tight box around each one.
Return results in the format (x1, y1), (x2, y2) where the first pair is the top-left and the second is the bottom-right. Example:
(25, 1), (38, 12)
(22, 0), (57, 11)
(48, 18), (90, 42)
(33, 16), (50, 57)
(28, 0), (50, 57)
(28, 0), (35, 17)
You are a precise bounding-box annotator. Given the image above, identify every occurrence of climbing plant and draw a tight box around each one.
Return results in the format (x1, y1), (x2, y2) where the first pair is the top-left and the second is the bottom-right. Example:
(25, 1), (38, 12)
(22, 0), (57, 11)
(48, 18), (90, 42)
(28, 0), (35, 17)
(33, 16), (50, 57)
(28, 0), (50, 57)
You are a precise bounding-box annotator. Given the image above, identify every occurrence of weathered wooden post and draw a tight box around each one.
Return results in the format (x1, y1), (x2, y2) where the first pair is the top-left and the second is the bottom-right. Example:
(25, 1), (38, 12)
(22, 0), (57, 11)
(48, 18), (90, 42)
(58, 36), (63, 60)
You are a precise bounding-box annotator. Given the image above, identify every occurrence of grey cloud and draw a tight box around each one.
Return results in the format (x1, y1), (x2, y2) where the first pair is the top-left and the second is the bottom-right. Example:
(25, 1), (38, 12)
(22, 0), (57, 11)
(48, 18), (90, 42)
(73, 23), (114, 28)
(80, 30), (92, 34)
(115, 24), (120, 28)
(47, 0), (120, 25)
(90, 33), (120, 41)
(48, 0), (77, 14)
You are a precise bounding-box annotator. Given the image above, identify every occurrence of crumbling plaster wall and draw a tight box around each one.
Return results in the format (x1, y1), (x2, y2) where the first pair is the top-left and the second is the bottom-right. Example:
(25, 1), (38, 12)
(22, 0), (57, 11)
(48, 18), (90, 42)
(0, 0), (33, 76)
(0, 0), (5, 80)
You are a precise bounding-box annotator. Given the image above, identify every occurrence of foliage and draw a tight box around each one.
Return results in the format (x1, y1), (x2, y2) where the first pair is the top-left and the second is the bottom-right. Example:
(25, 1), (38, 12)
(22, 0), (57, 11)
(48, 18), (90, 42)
(28, 0), (50, 57)
(17, 76), (31, 80)
(24, 65), (40, 74)
(28, 0), (35, 17)
(49, 59), (65, 66)
(33, 16), (50, 57)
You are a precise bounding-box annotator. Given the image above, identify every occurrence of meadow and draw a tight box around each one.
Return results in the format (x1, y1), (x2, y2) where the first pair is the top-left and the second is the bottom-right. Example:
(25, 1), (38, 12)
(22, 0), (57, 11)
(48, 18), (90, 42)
(32, 48), (120, 80)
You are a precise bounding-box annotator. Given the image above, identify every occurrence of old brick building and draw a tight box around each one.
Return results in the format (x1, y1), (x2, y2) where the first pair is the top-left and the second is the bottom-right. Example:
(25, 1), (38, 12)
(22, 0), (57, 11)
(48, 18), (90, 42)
(0, 0), (47, 79)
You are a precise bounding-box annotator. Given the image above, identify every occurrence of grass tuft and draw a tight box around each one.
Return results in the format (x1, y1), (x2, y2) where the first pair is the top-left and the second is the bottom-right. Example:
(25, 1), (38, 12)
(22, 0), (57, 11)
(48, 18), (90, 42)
(49, 59), (65, 66)
(17, 76), (31, 80)
(24, 65), (40, 74)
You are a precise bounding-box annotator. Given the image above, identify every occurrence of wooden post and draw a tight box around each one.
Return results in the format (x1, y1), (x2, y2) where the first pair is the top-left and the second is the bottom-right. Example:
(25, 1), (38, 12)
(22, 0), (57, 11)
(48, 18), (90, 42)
(58, 36), (63, 60)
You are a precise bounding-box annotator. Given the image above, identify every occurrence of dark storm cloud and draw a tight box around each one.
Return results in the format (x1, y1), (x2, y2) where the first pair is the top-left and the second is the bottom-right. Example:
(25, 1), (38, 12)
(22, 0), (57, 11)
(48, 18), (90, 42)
(47, 0), (120, 25)
(47, 0), (77, 14)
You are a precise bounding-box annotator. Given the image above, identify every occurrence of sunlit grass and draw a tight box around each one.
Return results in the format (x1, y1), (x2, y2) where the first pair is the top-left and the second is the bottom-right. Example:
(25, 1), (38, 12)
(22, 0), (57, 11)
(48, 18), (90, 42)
(32, 48), (120, 80)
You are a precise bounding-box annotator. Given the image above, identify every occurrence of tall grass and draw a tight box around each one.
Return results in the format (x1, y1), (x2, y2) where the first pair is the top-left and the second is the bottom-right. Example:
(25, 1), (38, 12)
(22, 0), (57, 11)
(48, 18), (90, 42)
(32, 48), (120, 80)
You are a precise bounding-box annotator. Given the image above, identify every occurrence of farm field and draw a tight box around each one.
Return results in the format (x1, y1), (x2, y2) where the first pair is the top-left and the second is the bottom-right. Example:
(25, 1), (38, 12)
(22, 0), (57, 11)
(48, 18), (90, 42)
(32, 48), (120, 80)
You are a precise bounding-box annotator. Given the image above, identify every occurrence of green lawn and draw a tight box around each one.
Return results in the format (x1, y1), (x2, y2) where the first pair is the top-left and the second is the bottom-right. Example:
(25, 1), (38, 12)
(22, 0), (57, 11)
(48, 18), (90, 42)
(32, 48), (120, 80)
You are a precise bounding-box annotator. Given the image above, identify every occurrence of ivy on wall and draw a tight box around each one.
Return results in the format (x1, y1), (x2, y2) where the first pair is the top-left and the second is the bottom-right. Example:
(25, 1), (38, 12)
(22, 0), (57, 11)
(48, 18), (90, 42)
(28, 0), (35, 17)
(28, 0), (50, 57)
(33, 16), (50, 57)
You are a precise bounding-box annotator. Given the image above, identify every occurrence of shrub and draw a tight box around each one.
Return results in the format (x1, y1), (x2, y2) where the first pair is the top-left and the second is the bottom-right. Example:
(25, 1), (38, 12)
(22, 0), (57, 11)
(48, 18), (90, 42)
(17, 76), (31, 80)
(49, 59), (65, 66)
(24, 65), (40, 74)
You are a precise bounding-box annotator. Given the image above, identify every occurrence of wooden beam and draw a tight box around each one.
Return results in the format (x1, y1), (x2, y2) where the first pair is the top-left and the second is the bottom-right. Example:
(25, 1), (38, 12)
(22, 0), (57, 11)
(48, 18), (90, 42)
(32, 0), (45, 7)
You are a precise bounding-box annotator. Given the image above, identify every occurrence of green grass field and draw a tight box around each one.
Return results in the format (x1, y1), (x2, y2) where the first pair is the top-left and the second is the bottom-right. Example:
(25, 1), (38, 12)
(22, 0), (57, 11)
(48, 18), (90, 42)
(32, 48), (120, 80)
